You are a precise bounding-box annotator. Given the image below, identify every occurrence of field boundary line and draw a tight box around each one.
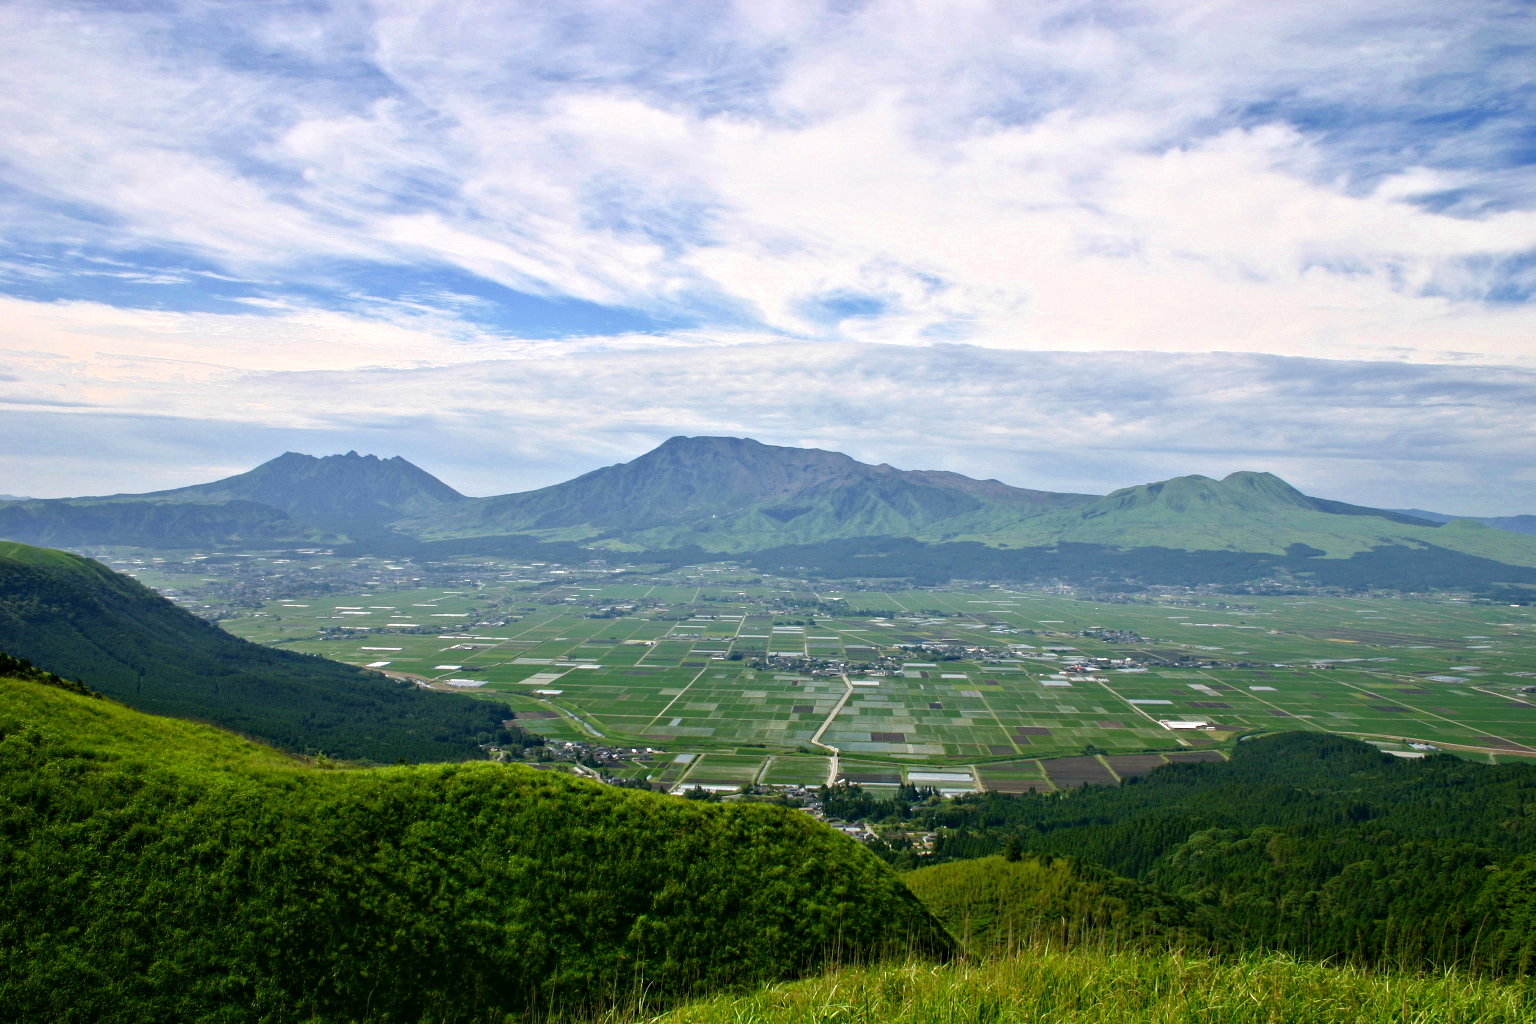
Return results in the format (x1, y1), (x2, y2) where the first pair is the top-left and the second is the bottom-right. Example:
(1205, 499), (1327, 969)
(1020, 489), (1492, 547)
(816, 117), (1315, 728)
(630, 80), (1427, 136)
(809, 674), (855, 784)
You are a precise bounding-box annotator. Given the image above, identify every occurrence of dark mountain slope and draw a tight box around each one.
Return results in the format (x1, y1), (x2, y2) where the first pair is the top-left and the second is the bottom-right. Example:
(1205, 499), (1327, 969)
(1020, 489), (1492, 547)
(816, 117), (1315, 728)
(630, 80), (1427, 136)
(0, 541), (508, 762)
(740, 535), (1536, 590)
(127, 450), (465, 531)
(0, 497), (318, 548)
(901, 732), (1536, 972)
(398, 436), (1098, 550)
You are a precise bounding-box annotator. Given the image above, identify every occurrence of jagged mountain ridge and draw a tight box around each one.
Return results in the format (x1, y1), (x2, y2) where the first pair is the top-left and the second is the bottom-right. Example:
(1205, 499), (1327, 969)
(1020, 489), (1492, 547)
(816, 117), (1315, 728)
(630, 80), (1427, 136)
(394, 436), (1100, 550)
(123, 451), (466, 531)
(0, 451), (466, 547)
(4, 438), (1536, 577)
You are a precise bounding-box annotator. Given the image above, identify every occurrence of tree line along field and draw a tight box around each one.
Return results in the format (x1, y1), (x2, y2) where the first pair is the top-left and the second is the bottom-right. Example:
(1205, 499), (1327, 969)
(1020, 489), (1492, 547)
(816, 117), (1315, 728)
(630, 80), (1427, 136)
(191, 554), (1536, 784)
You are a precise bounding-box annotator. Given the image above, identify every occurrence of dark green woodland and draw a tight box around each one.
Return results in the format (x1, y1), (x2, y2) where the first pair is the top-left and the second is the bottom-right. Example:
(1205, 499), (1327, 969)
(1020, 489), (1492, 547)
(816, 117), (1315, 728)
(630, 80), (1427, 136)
(845, 732), (1536, 973)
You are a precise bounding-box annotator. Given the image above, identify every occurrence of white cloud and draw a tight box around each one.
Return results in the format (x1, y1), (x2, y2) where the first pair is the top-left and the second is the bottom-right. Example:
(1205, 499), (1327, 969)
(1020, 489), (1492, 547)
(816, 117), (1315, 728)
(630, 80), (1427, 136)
(0, 0), (1532, 357)
(1, 1), (1534, 507)
(4, 297), (1533, 511)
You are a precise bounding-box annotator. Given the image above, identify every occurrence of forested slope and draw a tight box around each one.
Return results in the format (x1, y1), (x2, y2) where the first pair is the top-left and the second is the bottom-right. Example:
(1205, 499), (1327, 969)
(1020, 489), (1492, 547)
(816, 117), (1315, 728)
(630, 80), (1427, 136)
(0, 675), (949, 1023)
(879, 733), (1536, 972)
(0, 541), (511, 762)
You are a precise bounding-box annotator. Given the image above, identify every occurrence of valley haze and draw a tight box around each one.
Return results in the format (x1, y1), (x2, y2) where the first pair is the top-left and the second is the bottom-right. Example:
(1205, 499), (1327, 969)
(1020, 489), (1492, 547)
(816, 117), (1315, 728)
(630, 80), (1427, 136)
(7, 436), (1535, 595)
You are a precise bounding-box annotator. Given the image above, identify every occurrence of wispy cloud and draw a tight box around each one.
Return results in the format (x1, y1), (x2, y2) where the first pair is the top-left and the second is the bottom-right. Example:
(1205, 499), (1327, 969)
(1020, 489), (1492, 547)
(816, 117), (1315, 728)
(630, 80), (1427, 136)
(2, 1), (1534, 504)
(1, 1), (1533, 351)
(4, 298), (1533, 512)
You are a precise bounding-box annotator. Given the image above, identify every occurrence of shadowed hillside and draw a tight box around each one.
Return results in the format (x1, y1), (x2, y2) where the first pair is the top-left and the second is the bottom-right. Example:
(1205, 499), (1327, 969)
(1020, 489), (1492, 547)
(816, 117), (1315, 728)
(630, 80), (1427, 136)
(0, 541), (512, 762)
(889, 732), (1536, 973)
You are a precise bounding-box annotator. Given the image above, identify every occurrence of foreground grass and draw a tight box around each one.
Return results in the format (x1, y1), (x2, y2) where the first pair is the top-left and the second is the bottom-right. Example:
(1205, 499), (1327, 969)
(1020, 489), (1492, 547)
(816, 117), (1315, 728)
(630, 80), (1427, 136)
(650, 947), (1536, 1024)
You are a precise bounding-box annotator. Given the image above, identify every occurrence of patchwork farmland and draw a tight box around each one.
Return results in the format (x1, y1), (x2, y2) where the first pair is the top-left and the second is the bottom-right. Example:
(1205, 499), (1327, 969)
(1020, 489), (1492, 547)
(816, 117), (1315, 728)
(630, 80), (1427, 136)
(191, 555), (1536, 790)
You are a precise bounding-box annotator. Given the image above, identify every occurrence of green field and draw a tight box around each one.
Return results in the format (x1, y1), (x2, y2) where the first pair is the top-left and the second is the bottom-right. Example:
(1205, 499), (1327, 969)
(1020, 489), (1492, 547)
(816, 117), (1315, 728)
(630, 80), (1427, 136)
(138, 553), (1536, 780)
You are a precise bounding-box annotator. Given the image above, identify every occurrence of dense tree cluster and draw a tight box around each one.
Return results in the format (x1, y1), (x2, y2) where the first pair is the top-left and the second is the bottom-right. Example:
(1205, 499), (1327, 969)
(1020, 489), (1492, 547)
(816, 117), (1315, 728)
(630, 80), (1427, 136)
(890, 733), (1536, 973)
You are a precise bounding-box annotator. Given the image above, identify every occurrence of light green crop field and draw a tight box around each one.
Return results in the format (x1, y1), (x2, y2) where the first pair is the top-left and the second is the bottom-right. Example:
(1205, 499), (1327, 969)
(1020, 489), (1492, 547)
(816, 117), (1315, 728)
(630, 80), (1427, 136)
(175, 555), (1536, 783)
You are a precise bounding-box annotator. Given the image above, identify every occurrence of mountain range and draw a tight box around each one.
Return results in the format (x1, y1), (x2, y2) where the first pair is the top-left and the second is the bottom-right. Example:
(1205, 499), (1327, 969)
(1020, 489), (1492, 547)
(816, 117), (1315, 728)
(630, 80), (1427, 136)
(1392, 509), (1536, 537)
(392, 436), (1098, 550)
(3, 437), (1534, 589)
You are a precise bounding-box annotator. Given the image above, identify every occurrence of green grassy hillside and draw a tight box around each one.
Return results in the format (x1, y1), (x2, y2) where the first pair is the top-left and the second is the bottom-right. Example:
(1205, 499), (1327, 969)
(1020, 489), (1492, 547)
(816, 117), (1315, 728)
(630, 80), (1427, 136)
(0, 675), (950, 1023)
(963, 472), (1536, 567)
(657, 949), (1536, 1024)
(902, 855), (1197, 955)
(0, 541), (514, 762)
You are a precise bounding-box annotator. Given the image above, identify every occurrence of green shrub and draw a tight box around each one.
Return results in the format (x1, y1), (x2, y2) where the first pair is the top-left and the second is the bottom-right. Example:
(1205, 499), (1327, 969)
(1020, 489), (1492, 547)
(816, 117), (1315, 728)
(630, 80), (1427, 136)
(902, 855), (1200, 955)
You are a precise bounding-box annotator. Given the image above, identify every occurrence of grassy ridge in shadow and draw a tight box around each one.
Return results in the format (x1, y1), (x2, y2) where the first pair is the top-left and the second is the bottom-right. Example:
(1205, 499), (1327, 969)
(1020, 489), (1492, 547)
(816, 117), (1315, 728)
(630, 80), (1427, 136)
(0, 541), (514, 763)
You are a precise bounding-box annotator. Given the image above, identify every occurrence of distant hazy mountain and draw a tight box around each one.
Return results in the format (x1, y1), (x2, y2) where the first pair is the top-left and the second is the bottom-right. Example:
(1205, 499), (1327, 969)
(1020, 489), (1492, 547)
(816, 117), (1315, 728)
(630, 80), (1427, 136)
(0, 451), (463, 547)
(967, 472), (1536, 567)
(0, 497), (320, 549)
(126, 451), (465, 531)
(393, 436), (1099, 552)
(1392, 509), (1536, 537)
(7, 438), (1536, 585)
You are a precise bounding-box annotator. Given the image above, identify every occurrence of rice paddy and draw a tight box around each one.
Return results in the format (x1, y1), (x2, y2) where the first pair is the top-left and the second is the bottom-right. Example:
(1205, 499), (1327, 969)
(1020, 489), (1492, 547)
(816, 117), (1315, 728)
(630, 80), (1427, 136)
(205, 557), (1536, 784)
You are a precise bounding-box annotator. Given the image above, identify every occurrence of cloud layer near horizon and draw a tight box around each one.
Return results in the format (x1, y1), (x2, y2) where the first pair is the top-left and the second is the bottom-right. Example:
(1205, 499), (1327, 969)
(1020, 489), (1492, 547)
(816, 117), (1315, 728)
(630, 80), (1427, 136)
(1, 1), (1533, 508)
(6, 300), (1533, 514)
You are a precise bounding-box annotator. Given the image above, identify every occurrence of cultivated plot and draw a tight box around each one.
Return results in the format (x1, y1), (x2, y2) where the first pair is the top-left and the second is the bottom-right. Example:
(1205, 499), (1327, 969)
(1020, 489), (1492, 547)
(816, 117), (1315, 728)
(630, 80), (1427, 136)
(185, 558), (1536, 778)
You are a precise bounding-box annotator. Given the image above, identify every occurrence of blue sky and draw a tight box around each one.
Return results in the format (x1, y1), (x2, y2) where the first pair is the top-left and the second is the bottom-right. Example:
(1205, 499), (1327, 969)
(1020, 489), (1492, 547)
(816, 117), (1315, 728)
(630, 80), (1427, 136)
(2, 0), (1534, 510)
